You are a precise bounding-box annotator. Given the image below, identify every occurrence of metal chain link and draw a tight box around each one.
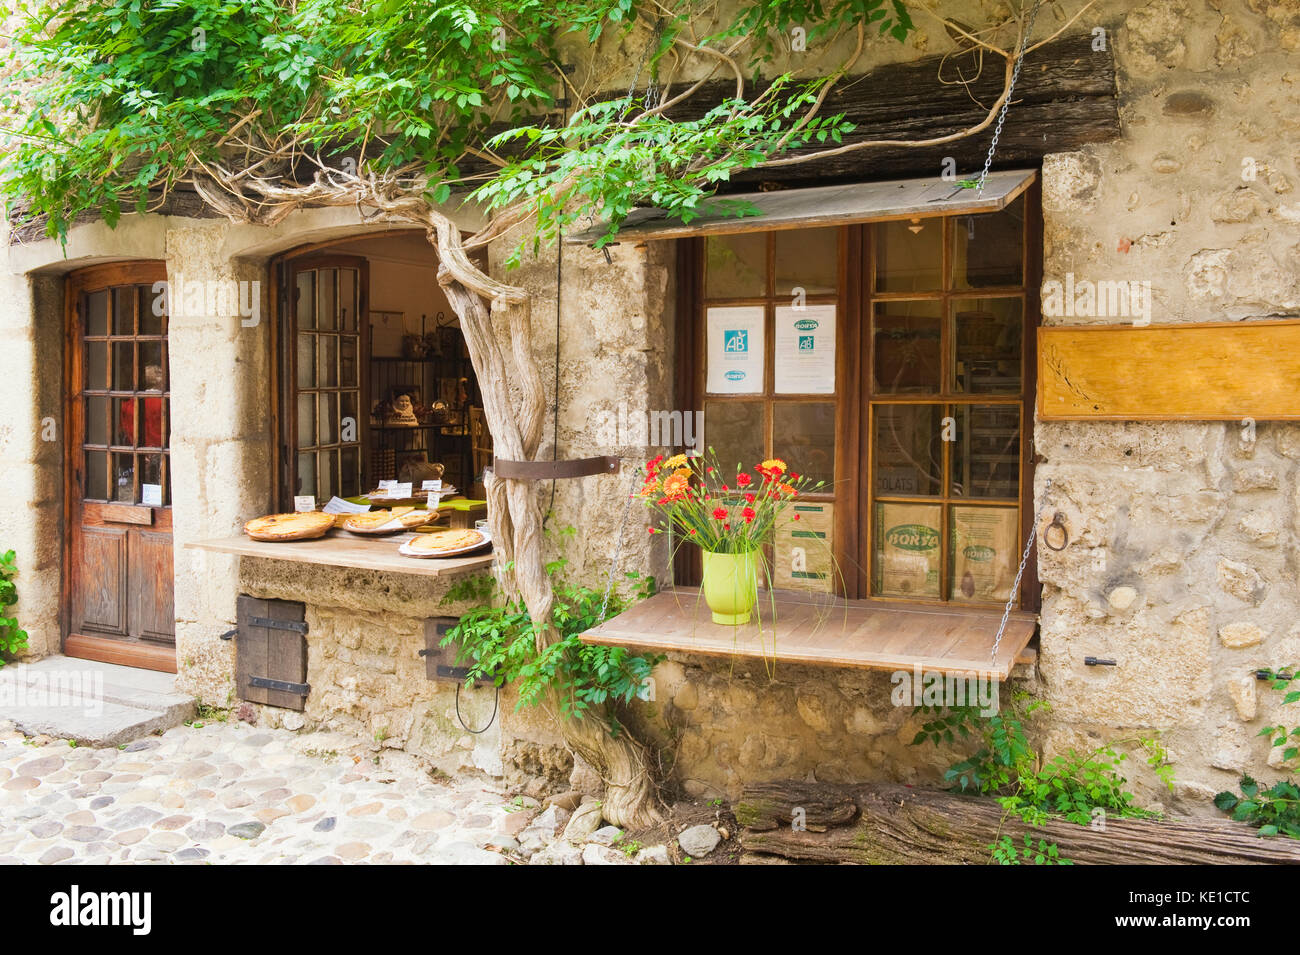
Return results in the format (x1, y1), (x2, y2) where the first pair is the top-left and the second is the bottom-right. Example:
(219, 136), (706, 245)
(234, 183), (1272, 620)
(991, 477), (1052, 663)
(974, 0), (1043, 198)
(598, 462), (643, 623)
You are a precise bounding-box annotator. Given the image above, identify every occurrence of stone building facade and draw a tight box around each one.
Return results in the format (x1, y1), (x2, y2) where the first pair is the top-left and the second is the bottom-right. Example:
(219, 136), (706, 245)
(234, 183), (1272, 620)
(3, 0), (1300, 814)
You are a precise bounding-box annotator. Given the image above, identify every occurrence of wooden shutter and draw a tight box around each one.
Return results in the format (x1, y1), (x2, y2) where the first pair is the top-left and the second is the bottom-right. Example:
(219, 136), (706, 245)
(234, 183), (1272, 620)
(235, 595), (310, 710)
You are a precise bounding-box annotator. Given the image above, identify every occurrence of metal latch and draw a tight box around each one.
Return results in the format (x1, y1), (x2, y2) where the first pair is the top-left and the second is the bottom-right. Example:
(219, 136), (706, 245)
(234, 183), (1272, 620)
(249, 616), (309, 634)
(248, 675), (310, 696)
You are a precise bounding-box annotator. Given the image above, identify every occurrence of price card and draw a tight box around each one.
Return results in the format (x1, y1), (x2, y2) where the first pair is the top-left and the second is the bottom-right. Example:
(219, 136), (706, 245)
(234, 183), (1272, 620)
(422, 479), (443, 507)
(141, 484), (163, 507)
(293, 495), (316, 512)
(377, 480), (397, 490)
(392, 482), (413, 499)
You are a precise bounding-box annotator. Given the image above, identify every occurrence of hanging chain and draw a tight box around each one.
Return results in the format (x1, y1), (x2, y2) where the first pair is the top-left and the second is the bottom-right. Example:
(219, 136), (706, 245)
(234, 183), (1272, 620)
(626, 18), (665, 110)
(598, 463), (642, 624)
(991, 477), (1052, 663)
(974, 0), (1043, 198)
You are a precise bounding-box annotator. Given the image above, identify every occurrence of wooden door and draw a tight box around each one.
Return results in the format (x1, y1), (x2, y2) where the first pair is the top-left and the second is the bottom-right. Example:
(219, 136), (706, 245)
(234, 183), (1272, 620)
(64, 263), (177, 672)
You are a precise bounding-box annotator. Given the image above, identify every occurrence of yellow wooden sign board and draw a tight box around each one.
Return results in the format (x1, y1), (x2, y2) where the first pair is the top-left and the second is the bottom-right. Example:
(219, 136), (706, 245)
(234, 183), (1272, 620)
(1037, 320), (1300, 421)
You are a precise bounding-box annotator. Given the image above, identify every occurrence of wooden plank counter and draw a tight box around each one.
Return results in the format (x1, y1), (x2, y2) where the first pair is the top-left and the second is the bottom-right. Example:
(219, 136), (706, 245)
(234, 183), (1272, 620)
(583, 588), (1037, 678)
(187, 535), (494, 577)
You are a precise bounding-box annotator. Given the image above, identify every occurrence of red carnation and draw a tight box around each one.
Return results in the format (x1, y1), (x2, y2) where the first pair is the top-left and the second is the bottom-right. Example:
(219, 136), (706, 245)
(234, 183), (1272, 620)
(712, 507), (727, 520)
(736, 473), (752, 487)
(742, 506), (756, 524)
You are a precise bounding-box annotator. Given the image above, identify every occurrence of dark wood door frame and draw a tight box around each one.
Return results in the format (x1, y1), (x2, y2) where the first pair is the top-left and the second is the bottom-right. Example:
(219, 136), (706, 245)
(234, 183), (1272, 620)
(62, 261), (177, 673)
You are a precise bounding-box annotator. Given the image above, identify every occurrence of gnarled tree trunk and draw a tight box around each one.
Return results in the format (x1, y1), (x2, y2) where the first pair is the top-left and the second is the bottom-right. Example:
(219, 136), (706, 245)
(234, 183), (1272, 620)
(439, 273), (662, 828)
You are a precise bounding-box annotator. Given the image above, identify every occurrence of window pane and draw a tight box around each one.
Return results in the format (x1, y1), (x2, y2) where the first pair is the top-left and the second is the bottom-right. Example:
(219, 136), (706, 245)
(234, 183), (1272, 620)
(113, 286), (136, 335)
(113, 452), (135, 503)
(318, 334), (338, 388)
(873, 501), (941, 598)
(953, 194), (1024, 289)
(339, 270), (357, 331)
(773, 402), (835, 489)
(113, 397), (136, 447)
(139, 341), (165, 392)
(873, 403), (942, 497)
(875, 218), (942, 293)
(140, 286), (166, 336)
(949, 505), (1019, 603)
(84, 451), (109, 501)
(86, 291), (109, 336)
(318, 392), (338, 445)
(951, 405), (1020, 499)
(138, 396), (164, 448)
(706, 233), (766, 299)
(140, 453), (165, 501)
(318, 269), (338, 331)
(296, 334), (316, 389)
(297, 393), (316, 449)
(295, 271), (315, 330)
(873, 300), (942, 393)
(341, 446), (361, 498)
(704, 400), (764, 475)
(340, 336), (358, 388)
(85, 341), (108, 390)
(85, 396), (108, 446)
(775, 228), (837, 296)
(953, 297), (1022, 395)
(296, 452), (316, 498)
(112, 342), (134, 390)
(340, 392), (358, 443)
(318, 449), (338, 501)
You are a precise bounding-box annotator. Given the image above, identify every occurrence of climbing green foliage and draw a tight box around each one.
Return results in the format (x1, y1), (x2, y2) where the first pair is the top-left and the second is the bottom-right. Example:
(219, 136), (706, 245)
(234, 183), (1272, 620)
(439, 530), (661, 728)
(1215, 668), (1300, 838)
(913, 691), (1174, 863)
(0, 550), (29, 666)
(1, 0), (912, 258)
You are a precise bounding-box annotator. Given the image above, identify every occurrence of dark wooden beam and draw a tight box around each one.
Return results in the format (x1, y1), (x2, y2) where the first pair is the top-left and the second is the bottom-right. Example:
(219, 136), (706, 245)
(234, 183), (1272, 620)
(667, 32), (1118, 188)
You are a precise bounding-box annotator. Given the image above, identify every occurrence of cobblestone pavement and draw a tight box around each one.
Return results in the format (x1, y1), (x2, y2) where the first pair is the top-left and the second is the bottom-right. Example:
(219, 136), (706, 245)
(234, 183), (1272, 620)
(0, 719), (522, 864)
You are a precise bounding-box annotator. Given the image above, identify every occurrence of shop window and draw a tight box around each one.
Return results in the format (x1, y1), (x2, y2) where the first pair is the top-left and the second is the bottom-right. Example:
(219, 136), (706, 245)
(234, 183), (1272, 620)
(691, 192), (1036, 608)
(276, 243), (485, 509)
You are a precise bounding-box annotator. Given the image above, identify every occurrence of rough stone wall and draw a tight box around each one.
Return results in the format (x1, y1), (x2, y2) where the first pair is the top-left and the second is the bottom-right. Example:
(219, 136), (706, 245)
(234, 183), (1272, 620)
(1033, 0), (1300, 811)
(237, 558), (506, 779)
(166, 223), (275, 706)
(492, 231), (677, 589)
(0, 269), (63, 658)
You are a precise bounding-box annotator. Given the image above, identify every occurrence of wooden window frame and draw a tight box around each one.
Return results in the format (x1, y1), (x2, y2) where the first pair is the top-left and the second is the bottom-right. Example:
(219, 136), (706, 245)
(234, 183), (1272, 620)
(273, 253), (370, 509)
(679, 179), (1042, 610)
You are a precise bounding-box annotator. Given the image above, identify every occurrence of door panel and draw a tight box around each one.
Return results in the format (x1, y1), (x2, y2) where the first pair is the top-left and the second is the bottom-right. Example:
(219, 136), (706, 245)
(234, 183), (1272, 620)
(76, 527), (128, 634)
(65, 263), (177, 673)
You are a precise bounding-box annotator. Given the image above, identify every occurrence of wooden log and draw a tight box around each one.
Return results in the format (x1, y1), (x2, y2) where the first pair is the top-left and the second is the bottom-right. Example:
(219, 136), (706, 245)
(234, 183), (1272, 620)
(735, 781), (1300, 865)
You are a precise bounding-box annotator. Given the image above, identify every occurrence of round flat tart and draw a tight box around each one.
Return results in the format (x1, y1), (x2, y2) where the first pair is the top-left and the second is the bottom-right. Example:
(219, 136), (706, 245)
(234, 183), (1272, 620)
(401, 528), (488, 557)
(396, 510), (437, 528)
(244, 512), (334, 542)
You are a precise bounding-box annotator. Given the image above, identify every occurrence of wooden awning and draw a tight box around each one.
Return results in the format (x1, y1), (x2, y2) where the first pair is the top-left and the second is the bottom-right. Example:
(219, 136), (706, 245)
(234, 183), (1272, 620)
(564, 168), (1036, 245)
(582, 588), (1037, 679)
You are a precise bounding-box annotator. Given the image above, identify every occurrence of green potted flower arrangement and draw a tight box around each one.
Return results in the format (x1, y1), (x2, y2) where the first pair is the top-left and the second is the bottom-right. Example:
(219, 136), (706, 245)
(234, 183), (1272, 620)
(639, 450), (824, 625)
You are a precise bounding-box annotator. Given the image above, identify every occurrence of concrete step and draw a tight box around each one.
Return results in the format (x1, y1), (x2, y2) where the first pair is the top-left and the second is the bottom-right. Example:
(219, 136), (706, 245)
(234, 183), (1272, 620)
(0, 655), (196, 748)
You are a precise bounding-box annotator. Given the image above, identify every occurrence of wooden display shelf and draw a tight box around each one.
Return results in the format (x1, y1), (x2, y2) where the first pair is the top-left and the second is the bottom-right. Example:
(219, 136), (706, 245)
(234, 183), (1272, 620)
(187, 534), (493, 577)
(582, 587), (1037, 678)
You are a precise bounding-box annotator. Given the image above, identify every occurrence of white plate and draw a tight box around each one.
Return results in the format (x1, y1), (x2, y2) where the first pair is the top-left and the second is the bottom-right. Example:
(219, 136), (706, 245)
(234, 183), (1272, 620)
(399, 531), (492, 559)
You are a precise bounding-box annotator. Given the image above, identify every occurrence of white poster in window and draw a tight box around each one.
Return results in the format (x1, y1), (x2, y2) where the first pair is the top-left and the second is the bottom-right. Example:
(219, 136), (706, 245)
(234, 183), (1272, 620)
(775, 305), (835, 394)
(706, 306), (764, 394)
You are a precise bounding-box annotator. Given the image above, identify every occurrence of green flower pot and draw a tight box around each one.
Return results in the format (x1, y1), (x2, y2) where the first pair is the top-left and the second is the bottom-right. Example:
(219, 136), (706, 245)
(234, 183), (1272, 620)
(702, 548), (760, 626)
